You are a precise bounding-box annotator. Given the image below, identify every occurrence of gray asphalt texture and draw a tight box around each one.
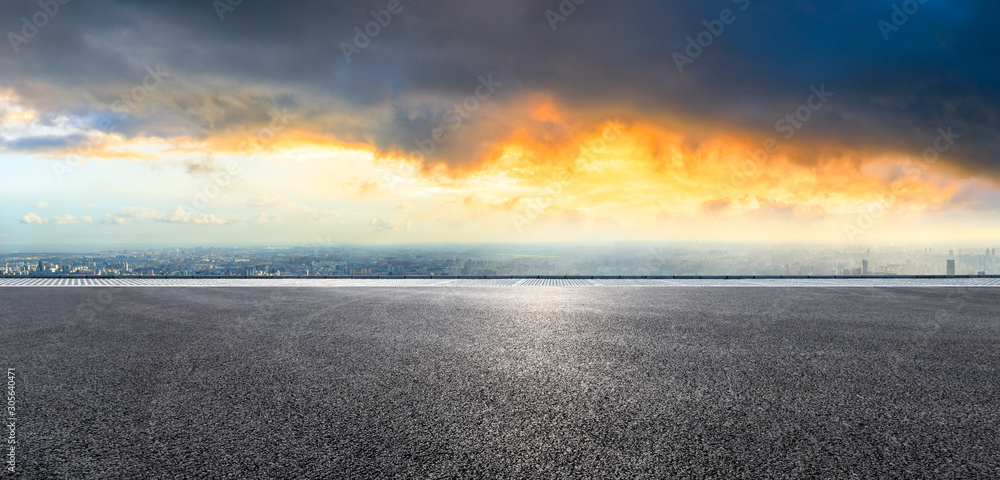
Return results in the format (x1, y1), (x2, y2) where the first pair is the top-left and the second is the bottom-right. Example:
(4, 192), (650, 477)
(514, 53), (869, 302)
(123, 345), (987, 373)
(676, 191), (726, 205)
(3, 287), (999, 479)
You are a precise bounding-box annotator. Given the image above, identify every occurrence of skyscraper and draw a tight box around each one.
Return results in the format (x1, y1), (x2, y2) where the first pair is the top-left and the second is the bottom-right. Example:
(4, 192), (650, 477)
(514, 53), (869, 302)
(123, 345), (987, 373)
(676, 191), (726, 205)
(947, 259), (956, 277)
(862, 259), (869, 276)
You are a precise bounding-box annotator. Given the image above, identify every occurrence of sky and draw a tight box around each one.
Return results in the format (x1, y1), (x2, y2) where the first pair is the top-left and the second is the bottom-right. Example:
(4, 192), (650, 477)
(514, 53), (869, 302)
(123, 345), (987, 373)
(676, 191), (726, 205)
(2, 0), (999, 247)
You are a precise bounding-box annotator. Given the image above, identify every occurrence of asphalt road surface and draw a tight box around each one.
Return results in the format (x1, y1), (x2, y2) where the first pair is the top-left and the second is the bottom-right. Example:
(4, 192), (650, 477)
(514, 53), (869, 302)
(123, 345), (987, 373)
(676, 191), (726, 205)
(3, 287), (999, 478)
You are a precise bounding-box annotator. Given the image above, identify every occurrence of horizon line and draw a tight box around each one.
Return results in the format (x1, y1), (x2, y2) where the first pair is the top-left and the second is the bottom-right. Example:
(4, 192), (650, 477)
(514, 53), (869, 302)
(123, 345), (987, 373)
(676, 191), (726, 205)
(4, 274), (999, 280)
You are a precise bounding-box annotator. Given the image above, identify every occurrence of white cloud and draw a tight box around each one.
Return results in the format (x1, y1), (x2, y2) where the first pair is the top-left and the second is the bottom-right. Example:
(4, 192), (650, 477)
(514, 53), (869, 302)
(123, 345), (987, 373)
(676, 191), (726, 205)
(32, 201), (53, 209)
(51, 214), (80, 225)
(166, 206), (226, 225)
(239, 194), (341, 224)
(20, 212), (89, 225)
(118, 207), (166, 220)
(100, 216), (131, 225)
(101, 206), (227, 225)
(368, 218), (409, 230)
(292, 206), (342, 226)
(250, 213), (282, 224)
(20, 212), (47, 224)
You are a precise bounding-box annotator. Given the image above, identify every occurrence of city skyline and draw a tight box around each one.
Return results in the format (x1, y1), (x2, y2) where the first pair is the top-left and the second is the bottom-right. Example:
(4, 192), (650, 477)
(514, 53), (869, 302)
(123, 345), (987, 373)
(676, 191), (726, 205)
(3, 243), (998, 278)
(4, 2), (1000, 246)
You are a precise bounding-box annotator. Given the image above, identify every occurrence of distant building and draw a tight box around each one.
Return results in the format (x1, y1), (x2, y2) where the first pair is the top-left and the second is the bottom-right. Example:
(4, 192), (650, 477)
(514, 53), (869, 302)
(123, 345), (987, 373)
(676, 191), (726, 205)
(947, 259), (956, 277)
(862, 259), (869, 276)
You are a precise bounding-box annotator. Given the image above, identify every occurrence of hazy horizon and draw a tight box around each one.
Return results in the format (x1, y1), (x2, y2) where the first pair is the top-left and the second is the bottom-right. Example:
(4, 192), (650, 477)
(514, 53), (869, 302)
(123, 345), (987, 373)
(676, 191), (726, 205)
(3, 240), (999, 254)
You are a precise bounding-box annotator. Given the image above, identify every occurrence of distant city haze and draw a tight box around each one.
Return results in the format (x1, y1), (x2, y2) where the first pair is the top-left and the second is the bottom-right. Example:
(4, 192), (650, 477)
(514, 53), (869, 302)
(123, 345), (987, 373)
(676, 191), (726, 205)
(1, 243), (996, 277)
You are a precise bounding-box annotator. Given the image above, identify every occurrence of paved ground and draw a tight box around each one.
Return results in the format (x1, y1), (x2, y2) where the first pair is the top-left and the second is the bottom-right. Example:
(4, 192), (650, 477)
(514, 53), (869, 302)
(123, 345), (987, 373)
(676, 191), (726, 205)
(2, 287), (999, 478)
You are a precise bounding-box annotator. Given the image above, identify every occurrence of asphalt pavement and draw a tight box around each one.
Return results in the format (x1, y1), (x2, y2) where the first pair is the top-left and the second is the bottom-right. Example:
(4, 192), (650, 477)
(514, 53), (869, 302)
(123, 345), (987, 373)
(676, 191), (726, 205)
(2, 287), (999, 478)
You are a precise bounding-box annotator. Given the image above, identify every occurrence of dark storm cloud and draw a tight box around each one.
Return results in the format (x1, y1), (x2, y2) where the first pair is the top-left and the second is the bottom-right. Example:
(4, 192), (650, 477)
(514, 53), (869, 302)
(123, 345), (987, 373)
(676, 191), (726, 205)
(2, 0), (998, 174)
